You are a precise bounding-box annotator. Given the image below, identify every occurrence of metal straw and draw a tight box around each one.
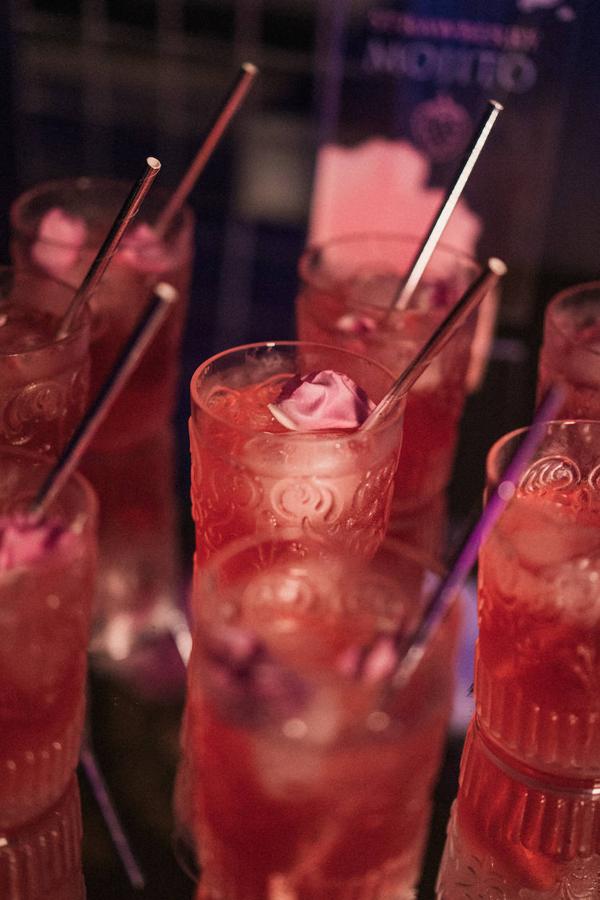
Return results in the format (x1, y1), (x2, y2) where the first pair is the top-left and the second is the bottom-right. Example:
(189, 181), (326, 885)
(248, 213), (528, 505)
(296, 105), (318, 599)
(154, 62), (258, 238)
(80, 740), (146, 890)
(356, 384), (565, 687)
(31, 282), (178, 518)
(57, 157), (162, 338)
(391, 99), (503, 312)
(361, 257), (507, 432)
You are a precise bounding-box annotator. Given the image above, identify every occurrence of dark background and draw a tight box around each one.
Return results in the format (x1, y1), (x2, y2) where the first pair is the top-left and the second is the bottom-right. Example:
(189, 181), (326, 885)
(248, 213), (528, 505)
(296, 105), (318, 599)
(1, 1), (599, 897)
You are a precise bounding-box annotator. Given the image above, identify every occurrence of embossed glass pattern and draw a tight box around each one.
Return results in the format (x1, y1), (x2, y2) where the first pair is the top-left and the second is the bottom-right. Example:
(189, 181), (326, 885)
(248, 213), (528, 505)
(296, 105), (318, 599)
(0, 775), (85, 900)
(189, 341), (405, 569)
(0, 268), (90, 458)
(476, 421), (600, 778)
(295, 235), (483, 528)
(185, 536), (460, 900)
(437, 723), (600, 899)
(11, 178), (195, 662)
(0, 451), (97, 830)
(538, 281), (600, 420)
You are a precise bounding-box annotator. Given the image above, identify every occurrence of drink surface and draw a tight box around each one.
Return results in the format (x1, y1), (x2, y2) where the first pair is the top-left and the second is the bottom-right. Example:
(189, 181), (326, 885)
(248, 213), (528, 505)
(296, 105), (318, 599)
(476, 466), (600, 776)
(190, 370), (402, 567)
(189, 547), (459, 900)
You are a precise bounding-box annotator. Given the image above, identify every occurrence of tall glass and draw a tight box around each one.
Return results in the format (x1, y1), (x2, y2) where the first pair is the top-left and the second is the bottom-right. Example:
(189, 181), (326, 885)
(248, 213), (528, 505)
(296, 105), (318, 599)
(189, 341), (406, 570)
(10, 179), (194, 662)
(0, 450), (97, 830)
(436, 421), (600, 897)
(0, 267), (89, 458)
(437, 720), (600, 899)
(296, 234), (483, 555)
(185, 535), (461, 900)
(0, 775), (85, 900)
(538, 280), (600, 418)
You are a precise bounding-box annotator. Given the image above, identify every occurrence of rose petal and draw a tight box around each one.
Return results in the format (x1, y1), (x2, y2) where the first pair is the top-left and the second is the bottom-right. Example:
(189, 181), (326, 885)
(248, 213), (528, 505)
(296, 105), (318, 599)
(0, 514), (75, 571)
(269, 369), (374, 432)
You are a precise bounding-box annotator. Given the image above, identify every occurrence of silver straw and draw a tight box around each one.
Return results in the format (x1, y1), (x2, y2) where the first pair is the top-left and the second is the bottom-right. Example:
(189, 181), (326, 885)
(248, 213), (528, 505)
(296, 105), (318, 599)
(57, 157), (162, 339)
(391, 99), (503, 312)
(31, 282), (178, 518)
(154, 62), (258, 238)
(361, 257), (507, 432)
(80, 740), (146, 890)
(354, 384), (565, 687)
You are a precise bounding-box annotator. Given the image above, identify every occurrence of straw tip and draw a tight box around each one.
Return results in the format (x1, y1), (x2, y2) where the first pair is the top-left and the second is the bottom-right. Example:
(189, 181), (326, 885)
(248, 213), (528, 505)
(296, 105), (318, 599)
(488, 257), (508, 277)
(155, 282), (178, 304)
(488, 99), (504, 112)
(146, 156), (161, 171)
(242, 62), (259, 76)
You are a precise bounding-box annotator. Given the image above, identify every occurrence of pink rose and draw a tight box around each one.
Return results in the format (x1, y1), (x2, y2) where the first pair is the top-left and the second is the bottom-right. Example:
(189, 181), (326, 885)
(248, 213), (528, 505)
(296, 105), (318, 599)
(268, 369), (374, 431)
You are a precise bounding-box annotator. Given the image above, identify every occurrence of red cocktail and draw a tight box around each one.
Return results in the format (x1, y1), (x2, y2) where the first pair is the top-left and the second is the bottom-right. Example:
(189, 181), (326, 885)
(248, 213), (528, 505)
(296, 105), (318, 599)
(538, 280), (600, 419)
(11, 178), (194, 660)
(0, 451), (97, 829)
(0, 774), (85, 900)
(0, 268), (89, 458)
(189, 341), (405, 570)
(187, 536), (460, 899)
(436, 420), (600, 898)
(437, 721), (600, 898)
(296, 234), (484, 554)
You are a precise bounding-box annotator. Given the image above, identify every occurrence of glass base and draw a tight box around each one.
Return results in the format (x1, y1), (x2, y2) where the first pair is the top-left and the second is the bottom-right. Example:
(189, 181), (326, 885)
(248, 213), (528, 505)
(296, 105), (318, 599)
(0, 774), (85, 900)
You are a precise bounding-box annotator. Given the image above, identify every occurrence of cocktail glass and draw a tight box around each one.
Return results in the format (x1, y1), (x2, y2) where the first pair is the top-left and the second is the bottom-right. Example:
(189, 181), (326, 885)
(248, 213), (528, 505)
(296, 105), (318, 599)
(538, 280), (600, 419)
(184, 534), (461, 900)
(296, 234), (483, 555)
(0, 449), (97, 830)
(0, 267), (90, 458)
(10, 178), (194, 662)
(436, 420), (600, 897)
(189, 340), (406, 570)
(0, 774), (85, 900)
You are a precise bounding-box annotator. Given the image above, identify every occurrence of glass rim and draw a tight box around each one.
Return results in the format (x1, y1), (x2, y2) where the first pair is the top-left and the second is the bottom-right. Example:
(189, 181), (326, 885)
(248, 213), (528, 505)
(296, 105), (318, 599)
(10, 175), (195, 246)
(545, 279), (600, 359)
(475, 720), (600, 797)
(190, 339), (405, 439)
(196, 532), (449, 694)
(200, 531), (447, 591)
(298, 230), (480, 285)
(486, 418), (600, 485)
(0, 267), (90, 359)
(0, 446), (98, 525)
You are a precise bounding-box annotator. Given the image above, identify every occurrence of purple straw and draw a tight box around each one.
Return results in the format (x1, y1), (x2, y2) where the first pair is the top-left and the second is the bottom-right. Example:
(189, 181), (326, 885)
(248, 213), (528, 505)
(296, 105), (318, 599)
(80, 740), (146, 890)
(354, 384), (565, 686)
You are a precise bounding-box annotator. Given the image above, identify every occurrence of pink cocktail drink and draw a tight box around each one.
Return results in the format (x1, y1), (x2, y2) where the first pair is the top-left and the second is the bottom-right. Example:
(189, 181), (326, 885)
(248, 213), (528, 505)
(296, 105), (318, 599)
(296, 234), (483, 552)
(437, 420), (600, 898)
(0, 268), (89, 458)
(476, 421), (600, 777)
(437, 721), (600, 898)
(189, 341), (405, 569)
(187, 536), (460, 900)
(538, 281), (600, 419)
(0, 775), (85, 900)
(11, 179), (194, 659)
(0, 451), (96, 829)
